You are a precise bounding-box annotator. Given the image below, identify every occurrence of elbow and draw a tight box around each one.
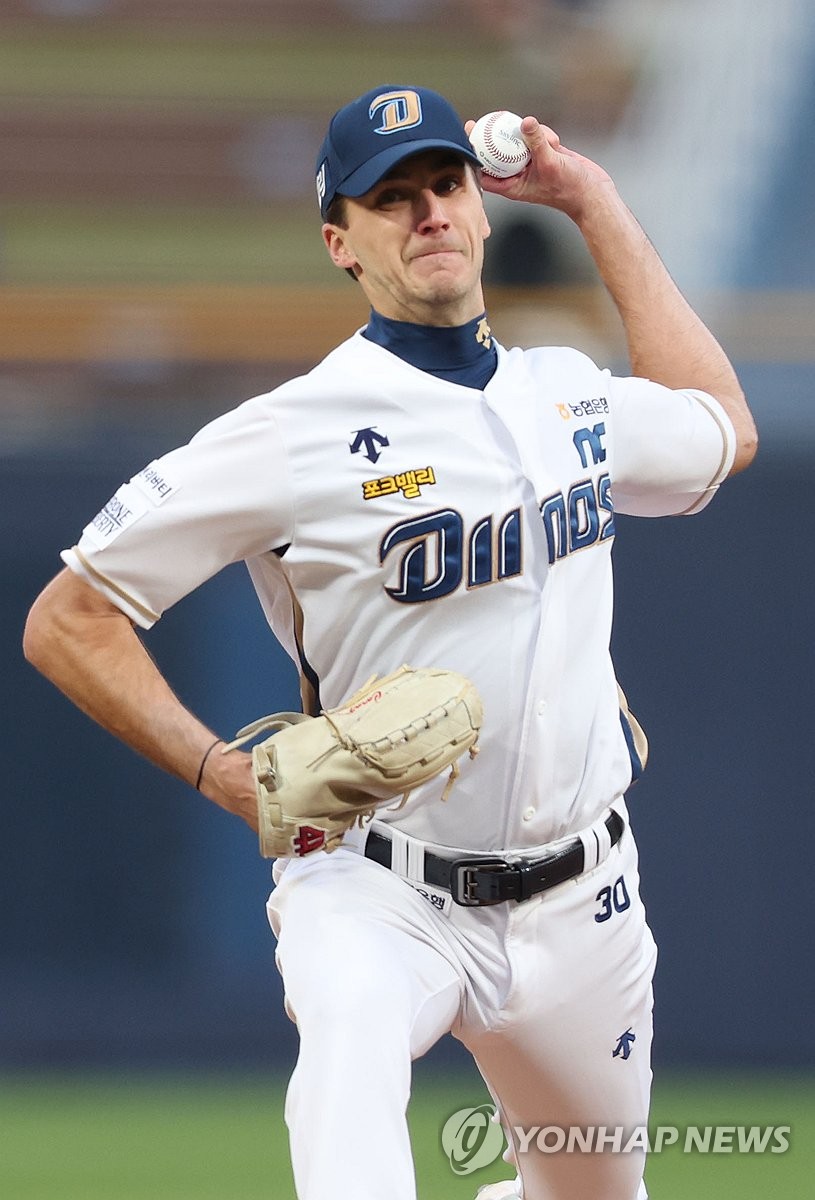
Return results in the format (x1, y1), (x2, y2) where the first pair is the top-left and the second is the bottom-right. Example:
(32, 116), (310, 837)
(721, 383), (758, 476)
(23, 570), (78, 680)
(24, 568), (135, 685)
(23, 592), (58, 677)
(730, 420), (759, 476)
(21, 616), (37, 668)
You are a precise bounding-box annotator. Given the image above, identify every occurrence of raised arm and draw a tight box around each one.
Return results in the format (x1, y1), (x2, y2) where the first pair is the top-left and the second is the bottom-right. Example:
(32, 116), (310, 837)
(23, 568), (257, 827)
(470, 116), (758, 474)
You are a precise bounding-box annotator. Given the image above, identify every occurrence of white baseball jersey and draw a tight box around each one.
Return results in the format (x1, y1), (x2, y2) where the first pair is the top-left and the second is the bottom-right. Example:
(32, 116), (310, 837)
(62, 331), (734, 851)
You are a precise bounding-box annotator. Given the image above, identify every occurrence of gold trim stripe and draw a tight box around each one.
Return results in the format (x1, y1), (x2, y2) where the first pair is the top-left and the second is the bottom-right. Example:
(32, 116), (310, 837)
(72, 545), (161, 626)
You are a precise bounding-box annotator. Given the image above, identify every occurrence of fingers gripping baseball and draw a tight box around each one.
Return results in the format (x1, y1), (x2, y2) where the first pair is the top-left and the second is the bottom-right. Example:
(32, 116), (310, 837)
(467, 113), (611, 215)
(518, 116), (561, 155)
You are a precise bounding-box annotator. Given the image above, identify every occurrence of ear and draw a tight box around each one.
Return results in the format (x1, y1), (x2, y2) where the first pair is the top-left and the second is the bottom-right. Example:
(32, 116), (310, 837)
(481, 206), (491, 240)
(322, 223), (358, 272)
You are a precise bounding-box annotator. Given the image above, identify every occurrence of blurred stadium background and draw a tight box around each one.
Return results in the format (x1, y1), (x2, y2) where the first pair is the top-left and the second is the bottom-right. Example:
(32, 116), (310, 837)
(1, 0), (813, 1196)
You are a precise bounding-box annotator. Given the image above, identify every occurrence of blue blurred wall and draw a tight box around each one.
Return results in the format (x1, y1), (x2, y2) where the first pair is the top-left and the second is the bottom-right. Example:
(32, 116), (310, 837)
(1, 367), (812, 1072)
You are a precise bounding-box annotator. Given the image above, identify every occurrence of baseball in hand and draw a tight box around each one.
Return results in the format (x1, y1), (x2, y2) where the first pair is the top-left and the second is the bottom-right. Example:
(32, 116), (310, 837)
(468, 111), (531, 178)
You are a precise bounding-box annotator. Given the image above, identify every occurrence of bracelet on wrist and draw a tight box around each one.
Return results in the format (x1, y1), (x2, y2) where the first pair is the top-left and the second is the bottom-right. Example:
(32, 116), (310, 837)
(195, 738), (222, 791)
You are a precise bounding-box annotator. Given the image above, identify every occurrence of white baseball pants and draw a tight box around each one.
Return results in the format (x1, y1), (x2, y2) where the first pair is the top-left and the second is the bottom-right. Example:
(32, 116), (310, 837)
(266, 814), (656, 1200)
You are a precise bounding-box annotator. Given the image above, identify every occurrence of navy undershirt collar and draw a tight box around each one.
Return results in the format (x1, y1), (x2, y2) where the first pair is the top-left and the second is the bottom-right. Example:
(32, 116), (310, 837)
(363, 309), (498, 391)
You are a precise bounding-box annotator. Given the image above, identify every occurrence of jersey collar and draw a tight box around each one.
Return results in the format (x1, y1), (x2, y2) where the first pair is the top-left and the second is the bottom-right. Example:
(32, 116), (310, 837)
(362, 309), (498, 390)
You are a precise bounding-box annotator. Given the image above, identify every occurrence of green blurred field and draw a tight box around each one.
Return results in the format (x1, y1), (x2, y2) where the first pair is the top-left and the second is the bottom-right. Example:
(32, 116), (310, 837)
(0, 1068), (811, 1199)
(1, 203), (328, 285)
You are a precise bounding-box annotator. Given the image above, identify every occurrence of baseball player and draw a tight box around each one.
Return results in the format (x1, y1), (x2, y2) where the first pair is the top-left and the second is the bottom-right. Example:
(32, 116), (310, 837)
(24, 85), (757, 1200)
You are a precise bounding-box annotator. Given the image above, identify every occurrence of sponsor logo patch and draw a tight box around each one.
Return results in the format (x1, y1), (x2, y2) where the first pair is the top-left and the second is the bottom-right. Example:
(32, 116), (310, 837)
(132, 460), (180, 504)
(83, 484), (149, 547)
(350, 426), (390, 464)
(557, 397), (610, 420)
(363, 466), (436, 501)
(406, 879), (452, 916)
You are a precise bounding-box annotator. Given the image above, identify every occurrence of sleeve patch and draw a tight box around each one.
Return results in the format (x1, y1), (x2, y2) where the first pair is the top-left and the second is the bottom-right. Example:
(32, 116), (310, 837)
(82, 483), (149, 548)
(131, 460), (181, 505)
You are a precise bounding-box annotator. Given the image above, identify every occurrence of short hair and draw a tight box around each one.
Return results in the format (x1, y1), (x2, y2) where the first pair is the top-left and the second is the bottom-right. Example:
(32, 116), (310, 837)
(323, 195), (356, 281)
(325, 194), (347, 227)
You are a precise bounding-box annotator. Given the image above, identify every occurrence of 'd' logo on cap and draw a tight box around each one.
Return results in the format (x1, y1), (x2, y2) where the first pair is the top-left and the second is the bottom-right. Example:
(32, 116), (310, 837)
(369, 90), (423, 135)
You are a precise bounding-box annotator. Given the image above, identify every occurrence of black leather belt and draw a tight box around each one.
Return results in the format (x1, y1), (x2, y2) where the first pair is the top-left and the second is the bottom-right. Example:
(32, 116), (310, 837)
(364, 810), (624, 907)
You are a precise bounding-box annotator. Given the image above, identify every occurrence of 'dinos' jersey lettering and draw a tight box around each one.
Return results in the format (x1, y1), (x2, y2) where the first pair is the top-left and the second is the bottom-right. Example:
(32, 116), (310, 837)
(62, 333), (735, 851)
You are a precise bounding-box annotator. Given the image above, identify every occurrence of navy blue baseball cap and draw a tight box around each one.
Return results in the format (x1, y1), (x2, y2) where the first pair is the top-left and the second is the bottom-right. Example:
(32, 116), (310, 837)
(316, 85), (480, 219)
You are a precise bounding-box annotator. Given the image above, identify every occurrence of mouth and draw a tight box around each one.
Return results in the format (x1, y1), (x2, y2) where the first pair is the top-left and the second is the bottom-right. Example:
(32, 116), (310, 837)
(411, 247), (462, 262)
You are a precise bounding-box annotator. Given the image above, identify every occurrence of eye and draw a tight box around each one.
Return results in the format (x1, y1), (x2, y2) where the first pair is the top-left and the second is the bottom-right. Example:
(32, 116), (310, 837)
(374, 187), (407, 207)
(435, 173), (463, 195)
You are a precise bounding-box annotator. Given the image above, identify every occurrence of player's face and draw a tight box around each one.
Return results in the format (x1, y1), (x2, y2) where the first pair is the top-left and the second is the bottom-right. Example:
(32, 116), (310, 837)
(322, 151), (491, 326)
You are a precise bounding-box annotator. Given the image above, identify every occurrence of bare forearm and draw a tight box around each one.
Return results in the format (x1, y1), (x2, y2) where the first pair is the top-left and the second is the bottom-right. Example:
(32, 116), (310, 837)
(573, 185), (755, 459)
(23, 569), (256, 826)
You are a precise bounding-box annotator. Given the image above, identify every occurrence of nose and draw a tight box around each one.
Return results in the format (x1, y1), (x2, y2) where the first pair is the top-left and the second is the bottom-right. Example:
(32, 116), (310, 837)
(416, 188), (450, 233)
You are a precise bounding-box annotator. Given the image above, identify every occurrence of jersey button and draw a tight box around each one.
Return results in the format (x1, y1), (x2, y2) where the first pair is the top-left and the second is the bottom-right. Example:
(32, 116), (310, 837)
(537, 701), (546, 716)
(523, 806), (536, 821)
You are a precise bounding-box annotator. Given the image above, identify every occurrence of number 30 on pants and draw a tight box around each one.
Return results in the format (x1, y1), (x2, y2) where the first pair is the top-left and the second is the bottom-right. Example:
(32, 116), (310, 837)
(594, 875), (630, 923)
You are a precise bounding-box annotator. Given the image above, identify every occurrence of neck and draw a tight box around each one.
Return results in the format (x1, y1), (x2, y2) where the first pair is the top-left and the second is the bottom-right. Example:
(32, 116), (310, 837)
(366, 287), (486, 329)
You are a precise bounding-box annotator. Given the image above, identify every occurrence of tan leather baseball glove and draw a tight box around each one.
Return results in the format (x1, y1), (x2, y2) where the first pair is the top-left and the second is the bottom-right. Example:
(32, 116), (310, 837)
(222, 665), (483, 858)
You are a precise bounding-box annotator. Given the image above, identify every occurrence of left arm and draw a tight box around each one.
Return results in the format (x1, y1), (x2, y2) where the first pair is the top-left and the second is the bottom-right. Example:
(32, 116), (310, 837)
(23, 568), (257, 826)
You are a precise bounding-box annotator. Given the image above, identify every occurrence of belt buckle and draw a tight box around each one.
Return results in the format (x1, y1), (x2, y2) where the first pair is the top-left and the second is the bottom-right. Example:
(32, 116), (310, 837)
(449, 857), (510, 907)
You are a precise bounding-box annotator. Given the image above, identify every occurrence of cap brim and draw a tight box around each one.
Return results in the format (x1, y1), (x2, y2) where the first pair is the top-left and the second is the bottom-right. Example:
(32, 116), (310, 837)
(338, 139), (481, 200)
